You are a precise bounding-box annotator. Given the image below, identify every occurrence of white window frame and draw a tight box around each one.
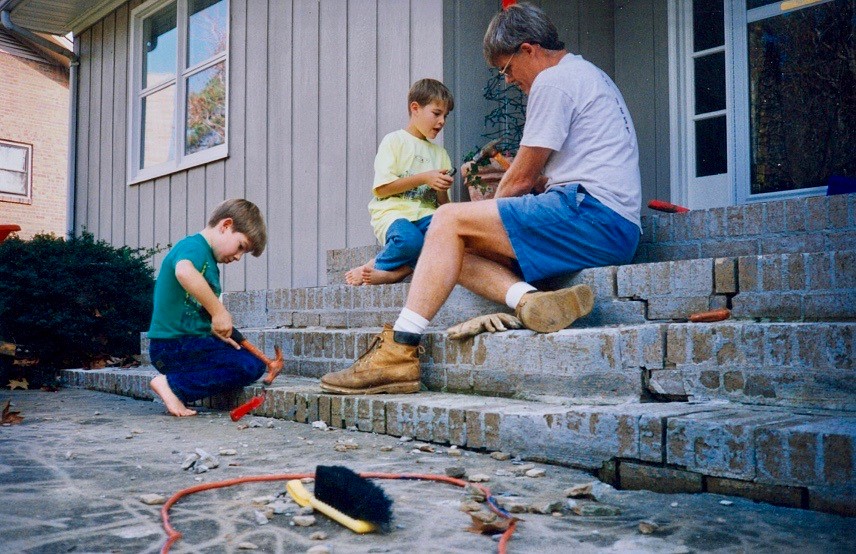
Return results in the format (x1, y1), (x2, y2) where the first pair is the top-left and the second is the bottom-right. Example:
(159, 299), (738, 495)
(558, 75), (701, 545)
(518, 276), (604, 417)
(732, 0), (832, 204)
(0, 139), (33, 205)
(127, 0), (229, 185)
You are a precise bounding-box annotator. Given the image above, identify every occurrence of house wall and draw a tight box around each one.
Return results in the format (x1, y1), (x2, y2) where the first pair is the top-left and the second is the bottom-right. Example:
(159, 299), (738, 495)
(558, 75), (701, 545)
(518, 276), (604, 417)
(74, 0), (444, 291)
(0, 50), (69, 239)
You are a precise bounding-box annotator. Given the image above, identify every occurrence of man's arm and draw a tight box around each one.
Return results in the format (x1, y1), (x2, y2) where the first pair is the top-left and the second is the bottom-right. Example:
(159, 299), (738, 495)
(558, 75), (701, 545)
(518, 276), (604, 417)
(174, 259), (239, 348)
(495, 145), (552, 198)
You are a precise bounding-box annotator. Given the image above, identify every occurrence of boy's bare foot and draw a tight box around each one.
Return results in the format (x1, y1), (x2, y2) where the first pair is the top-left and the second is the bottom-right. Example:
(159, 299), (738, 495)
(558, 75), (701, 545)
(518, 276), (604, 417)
(345, 263), (369, 286)
(362, 265), (412, 285)
(149, 375), (197, 417)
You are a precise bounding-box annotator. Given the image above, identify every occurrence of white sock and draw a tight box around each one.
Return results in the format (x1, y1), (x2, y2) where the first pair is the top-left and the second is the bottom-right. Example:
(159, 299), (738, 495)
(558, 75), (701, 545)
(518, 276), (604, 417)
(506, 282), (537, 309)
(393, 307), (430, 335)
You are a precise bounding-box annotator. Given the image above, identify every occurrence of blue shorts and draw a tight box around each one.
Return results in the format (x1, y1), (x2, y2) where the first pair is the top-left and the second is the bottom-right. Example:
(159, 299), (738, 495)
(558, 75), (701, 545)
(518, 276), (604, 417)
(497, 184), (640, 283)
(374, 215), (433, 271)
(149, 336), (265, 403)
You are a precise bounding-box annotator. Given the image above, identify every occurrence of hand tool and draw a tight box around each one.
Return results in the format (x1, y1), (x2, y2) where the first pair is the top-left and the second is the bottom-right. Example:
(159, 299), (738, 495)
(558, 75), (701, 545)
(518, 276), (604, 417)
(471, 139), (511, 170)
(689, 308), (731, 323)
(228, 328), (283, 421)
(648, 199), (690, 213)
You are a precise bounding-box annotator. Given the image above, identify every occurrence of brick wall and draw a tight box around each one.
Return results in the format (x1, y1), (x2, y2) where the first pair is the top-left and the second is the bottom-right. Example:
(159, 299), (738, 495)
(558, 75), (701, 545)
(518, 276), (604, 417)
(0, 52), (69, 239)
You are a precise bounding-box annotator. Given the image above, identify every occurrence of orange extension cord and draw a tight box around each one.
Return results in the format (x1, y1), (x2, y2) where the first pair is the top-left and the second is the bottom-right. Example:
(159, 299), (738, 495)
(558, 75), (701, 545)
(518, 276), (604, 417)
(160, 471), (518, 554)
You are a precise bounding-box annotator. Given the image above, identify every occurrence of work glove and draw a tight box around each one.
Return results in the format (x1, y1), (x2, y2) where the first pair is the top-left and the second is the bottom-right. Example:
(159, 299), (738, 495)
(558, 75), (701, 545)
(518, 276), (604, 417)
(446, 312), (523, 341)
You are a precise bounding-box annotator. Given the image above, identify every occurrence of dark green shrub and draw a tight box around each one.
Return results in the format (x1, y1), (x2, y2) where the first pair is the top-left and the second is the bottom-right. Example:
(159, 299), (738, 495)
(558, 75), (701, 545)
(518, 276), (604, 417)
(0, 232), (155, 370)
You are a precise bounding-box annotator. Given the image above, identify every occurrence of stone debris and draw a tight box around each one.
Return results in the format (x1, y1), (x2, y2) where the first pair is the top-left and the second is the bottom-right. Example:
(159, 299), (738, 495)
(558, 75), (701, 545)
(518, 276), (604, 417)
(238, 542), (259, 550)
(139, 493), (166, 505)
(249, 420), (263, 428)
(525, 468), (546, 478)
(311, 420), (329, 431)
(379, 445), (393, 452)
(719, 500), (734, 506)
(266, 420), (275, 428)
(219, 448), (238, 456)
(65, 451), (74, 460)
(447, 448), (462, 458)
(511, 463), (535, 476)
(399, 436), (413, 442)
(490, 451), (511, 461)
(460, 500), (483, 513)
(638, 521), (659, 534)
(301, 477), (315, 484)
(269, 500), (291, 514)
(334, 439), (359, 452)
(254, 510), (270, 525)
(298, 506), (315, 516)
(293, 515), (317, 527)
(417, 444), (435, 453)
(564, 483), (596, 499)
(252, 495), (276, 505)
(181, 453), (198, 470)
(494, 469), (513, 477)
(463, 484), (486, 503)
(195, 448), (220, 469)
(571, 503), (622, 517)
(529, 499), (564, 514)
(310, 531), (328, 540)
(497, 499), (529, 514)
(468, 474), (491, 483)
(306, 545), (331, 554)
(445, 466), (466, 479)
(194, 464), (209, 474)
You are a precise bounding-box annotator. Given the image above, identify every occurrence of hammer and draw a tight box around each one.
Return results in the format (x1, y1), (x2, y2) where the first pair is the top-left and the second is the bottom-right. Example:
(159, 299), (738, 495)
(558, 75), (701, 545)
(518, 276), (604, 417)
(471, 139), (511, 170)
(228, 329), (284, 421)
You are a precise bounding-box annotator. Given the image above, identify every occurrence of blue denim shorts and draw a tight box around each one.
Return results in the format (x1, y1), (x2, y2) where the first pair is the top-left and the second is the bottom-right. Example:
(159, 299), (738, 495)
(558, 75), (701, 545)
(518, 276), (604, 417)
(497, 184), (640, 282)
(149, 335), (265, 403)
(374, 215), (433, 271)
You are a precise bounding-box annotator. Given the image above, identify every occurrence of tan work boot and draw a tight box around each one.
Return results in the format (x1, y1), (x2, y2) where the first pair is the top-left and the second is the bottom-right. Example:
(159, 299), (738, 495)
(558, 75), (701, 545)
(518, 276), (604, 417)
(320, 325), (422, 394)
(515, 284), (595, 333)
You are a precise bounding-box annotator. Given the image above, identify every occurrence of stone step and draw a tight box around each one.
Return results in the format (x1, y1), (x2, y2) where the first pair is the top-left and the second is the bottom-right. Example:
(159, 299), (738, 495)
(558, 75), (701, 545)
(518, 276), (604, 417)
(143, 321), (854, 412)
(226, 250), (856, 329)
(326, 195), (856, 278)
(61, 367), (856, 517)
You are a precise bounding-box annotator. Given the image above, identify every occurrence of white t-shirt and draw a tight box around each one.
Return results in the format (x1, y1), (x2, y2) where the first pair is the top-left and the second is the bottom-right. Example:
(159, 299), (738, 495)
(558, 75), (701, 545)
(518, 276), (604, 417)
(521, 54), (641, 228)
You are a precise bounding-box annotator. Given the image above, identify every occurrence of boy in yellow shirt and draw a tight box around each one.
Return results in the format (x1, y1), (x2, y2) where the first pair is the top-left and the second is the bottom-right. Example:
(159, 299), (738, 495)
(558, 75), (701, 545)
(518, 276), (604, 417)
(345, 78), (454, 285)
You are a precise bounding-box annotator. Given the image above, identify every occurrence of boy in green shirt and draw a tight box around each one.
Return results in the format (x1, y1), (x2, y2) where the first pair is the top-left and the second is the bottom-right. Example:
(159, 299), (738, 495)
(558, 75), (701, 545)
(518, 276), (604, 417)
(345, 78), (454, 285)
(148, 199), (267, 416)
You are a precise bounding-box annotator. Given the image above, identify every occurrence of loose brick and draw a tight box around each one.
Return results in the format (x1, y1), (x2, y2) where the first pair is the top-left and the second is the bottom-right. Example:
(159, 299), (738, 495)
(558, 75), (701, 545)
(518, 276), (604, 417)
(706, 477), (803, 508)
(714, 258), (737, 294)
(620, 462), (703, 493)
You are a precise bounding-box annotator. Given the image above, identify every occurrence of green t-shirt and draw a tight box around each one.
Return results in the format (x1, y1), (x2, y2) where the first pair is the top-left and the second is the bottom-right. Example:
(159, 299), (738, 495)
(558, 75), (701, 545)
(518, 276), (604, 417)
(147, 233), (220, 339)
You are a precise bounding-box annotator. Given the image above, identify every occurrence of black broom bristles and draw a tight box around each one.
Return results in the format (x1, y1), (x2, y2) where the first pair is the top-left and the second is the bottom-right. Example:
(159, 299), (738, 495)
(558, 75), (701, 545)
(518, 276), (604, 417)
(314, 465), (394, 532)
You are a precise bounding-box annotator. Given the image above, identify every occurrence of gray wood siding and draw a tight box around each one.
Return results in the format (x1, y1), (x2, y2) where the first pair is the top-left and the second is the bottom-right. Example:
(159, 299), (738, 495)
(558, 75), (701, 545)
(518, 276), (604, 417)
(74, 0), (445, 291)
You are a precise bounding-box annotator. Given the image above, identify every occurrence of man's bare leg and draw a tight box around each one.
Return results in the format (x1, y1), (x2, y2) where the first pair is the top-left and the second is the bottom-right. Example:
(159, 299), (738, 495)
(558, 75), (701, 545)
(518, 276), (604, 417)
(150, 375), (197, 417)
(405, 200), (518, 320)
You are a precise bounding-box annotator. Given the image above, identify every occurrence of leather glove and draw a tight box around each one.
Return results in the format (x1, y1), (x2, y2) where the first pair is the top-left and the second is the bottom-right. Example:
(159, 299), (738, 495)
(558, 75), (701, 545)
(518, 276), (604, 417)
(446, 312), (523, 340)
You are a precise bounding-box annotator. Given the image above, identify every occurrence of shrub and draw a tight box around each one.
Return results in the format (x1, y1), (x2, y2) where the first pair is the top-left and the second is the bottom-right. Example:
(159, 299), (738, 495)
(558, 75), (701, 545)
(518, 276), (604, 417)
(0, 232), (156, 370)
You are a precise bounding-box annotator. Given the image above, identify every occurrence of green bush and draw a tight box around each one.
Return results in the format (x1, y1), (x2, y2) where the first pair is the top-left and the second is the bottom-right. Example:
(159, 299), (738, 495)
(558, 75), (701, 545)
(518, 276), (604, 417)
(0, 232), (155, 370)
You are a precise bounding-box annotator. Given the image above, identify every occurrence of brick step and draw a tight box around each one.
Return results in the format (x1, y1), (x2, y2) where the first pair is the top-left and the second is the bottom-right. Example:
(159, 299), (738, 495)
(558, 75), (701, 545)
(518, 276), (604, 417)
(145, 321), (854, 412)
(226, 250), (856, 329)
(326, 195), (855, 278)
(60, 368), (855, 517)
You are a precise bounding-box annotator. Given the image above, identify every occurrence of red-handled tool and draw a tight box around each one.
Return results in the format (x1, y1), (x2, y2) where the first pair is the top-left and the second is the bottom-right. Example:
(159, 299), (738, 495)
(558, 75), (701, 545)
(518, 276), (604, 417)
(648, 200), (690, 213)
(228, 329), (284, 421)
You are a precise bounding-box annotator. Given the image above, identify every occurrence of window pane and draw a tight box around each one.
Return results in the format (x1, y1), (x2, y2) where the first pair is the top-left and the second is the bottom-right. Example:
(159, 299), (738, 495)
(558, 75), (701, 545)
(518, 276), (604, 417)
(142, 4), (177, 89)
(188, 0), (227, 68)
(0, 143), (27, 172)
(0, 169), (27, 196)
(747, 0), (780, 9)
(141, 85), (176, 168)
(694, 52), (726, 114)
(185, 62), (226, 155)
(696, 116), (727, 177)
(748, 0), (856, 194)
(693, 0), (723, 52)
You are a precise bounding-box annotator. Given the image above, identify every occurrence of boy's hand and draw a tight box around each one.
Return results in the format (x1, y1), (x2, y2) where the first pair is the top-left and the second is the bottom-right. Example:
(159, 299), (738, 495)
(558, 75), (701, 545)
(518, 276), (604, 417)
(423, 169), (453, 192)
(211, 310), (240, 349)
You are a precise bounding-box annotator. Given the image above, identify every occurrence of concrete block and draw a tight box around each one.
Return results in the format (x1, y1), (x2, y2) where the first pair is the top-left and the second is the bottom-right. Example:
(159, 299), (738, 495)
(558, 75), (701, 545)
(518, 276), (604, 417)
(726, 205), (744, 236)
(707, 207), (727, 238)
(619, 324), (666, 369)
(671, 259), (714, 295)
(742, 203), (764, 236)
(827, 229), (856, 251)
(666, 409), (802, 480)
(805, 292), (856, 320)
(760, 234), (825, 256)
(808, 485), (856, 516)
(700, 238), (759, 260)
(706, 477), (803, 508)
(731, 292), (803, 320)
(647, 296), (710, 320)
(834, 251), (856, 288)
(764, 200), (787, 234)
(647, 369), (687, 396)
(785, 197), (809, 232)
(737, 255), (760, 292)
(714, 258), (737, 293)
(620, 462), (703, 494)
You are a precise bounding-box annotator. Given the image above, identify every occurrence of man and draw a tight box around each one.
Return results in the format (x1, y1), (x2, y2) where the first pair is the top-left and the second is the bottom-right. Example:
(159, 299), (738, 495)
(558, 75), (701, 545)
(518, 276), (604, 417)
(319, 2), (642, 395)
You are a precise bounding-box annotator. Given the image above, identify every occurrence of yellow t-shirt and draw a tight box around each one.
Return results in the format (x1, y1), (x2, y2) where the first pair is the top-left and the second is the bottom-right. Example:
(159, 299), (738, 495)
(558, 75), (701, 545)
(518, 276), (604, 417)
(368, 129), (452, 244)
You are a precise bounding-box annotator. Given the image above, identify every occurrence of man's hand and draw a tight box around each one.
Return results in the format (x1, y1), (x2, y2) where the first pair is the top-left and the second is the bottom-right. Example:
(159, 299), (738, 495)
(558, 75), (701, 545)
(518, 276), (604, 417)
(447, 312), (523, 340)
(423, 169), (454, 192)
(211, 310), (240, 349)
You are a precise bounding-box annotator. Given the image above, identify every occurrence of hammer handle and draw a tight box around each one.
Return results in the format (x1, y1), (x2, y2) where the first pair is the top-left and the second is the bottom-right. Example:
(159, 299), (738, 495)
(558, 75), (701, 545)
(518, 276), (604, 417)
(492, 152), (511, 170)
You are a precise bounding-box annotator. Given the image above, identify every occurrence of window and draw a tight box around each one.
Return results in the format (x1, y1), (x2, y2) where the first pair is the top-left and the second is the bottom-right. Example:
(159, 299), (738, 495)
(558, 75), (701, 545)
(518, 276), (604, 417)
(129, 0), (228, 184)
(0, 140), (32, 204)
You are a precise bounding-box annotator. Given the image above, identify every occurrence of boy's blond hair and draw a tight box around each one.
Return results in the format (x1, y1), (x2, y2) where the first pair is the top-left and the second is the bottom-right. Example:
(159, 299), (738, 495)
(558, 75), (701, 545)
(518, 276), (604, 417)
(408, 78), (454, 113)
(207, 199), (267, 256)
